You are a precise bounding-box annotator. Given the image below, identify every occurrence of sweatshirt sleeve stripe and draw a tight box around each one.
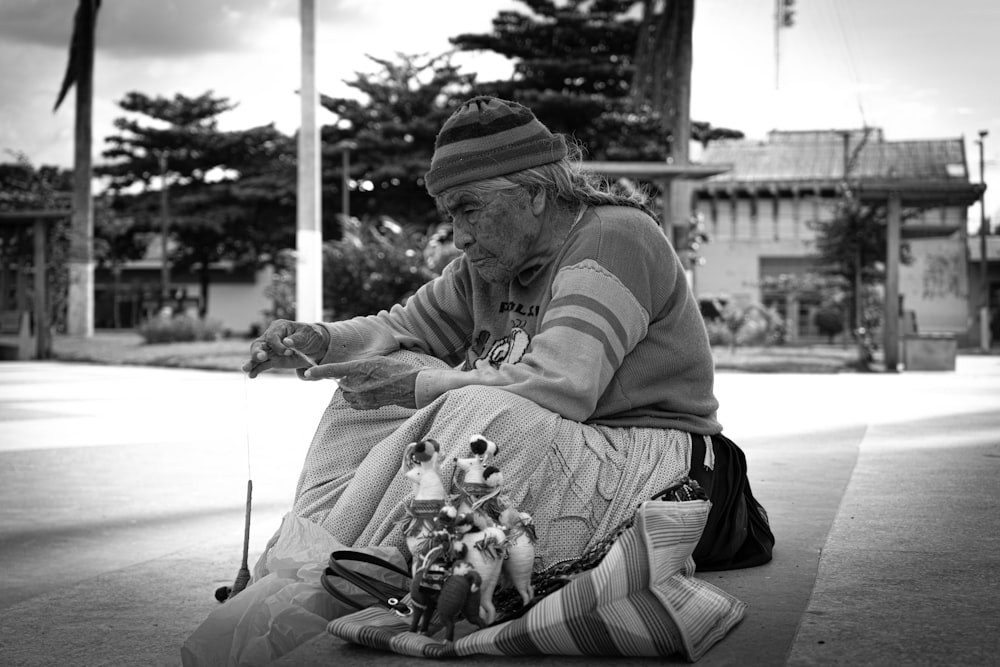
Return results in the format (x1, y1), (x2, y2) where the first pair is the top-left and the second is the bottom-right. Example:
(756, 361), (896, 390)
(411, 285), (468, 352)
(547, 262), (650, 350)
(546, 294), (631, 347)
(540, 316), (623, 368)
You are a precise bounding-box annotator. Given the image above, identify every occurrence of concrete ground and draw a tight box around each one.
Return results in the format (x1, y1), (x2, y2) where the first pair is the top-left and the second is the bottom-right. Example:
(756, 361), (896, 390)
(0, 356), (997, 666)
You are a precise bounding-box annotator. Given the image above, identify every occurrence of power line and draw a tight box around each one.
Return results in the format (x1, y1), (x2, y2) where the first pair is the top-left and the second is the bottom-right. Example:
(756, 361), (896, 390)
(831, 0), (869, 127)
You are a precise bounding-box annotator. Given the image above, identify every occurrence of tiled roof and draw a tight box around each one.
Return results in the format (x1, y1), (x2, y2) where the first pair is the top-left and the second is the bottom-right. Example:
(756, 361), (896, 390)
(700, 129), (970, 184)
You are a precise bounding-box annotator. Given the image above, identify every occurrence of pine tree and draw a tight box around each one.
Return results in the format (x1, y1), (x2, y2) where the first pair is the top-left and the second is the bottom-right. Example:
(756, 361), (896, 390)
(319, 53), (476, 231)
(451, 0), (743, 160)
(98, 91), (298, 317)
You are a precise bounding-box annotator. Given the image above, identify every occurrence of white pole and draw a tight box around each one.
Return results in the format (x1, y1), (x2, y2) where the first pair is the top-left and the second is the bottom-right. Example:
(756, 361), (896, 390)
(296, 0), (323, 322)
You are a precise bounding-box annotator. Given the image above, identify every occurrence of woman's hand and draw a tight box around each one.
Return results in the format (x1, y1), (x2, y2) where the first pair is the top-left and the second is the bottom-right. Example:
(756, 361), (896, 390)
(242, 319), (330, 378)
(305, 356), (419, 410)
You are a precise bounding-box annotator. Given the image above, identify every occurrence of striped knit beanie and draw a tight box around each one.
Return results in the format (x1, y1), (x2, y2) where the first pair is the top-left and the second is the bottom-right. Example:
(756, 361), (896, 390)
(424, 96), (568, 196)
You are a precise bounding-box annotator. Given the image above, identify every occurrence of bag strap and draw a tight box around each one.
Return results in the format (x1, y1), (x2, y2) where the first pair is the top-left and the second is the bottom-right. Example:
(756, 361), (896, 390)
(330, 549), (413, 578)
(322, 550), (412, 616)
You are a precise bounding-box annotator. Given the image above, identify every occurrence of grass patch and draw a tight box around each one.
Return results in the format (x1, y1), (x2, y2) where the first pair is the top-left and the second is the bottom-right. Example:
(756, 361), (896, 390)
(49, 332), (863, 374)
(713, 345), (860, 373)
(52, 332), (250, 372)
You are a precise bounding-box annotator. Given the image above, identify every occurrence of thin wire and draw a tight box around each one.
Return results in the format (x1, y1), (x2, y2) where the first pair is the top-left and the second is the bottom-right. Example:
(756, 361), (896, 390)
(831, 0), (868, 127)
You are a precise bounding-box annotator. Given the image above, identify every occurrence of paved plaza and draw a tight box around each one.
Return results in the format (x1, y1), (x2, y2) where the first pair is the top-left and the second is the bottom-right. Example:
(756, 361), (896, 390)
(0, 357), (998, 666)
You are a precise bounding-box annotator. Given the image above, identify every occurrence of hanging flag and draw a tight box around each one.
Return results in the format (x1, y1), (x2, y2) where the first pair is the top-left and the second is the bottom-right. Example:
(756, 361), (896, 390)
(54, 0), (102, 112)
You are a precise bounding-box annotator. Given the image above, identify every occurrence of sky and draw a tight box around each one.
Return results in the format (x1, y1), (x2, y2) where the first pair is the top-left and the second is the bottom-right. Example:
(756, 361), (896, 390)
(1, 0), (998, 226)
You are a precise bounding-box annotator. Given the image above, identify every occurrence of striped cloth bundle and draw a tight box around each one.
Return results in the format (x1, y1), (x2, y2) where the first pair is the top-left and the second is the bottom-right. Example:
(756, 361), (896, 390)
(327, 499), (746, 661)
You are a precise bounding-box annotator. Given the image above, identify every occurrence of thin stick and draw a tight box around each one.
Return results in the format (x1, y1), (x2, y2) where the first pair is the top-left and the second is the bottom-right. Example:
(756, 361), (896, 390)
(230, 479), (253, 594)
(241, 480), (252, 565)
(228, 375), (254, 599)
(289, 346), (319, 367)
(225, 347), (314, 601)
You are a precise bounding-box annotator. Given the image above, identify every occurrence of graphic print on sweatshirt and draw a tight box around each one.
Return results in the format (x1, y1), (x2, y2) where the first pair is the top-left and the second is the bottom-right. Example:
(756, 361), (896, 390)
(472, 326), (530, 370)
(462, 294), (541, 371)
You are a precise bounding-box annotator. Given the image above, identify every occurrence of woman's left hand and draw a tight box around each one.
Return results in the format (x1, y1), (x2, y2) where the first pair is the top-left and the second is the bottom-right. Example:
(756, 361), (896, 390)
(305, 356), (419, 410)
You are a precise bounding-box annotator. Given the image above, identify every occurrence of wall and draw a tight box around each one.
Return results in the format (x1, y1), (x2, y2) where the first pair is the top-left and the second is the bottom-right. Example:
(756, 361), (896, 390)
(692, 192), (971, 340)
(95, 265), (275, 336)
(692, 194), (832, 301)
(899, 234), (969, 335)
(205, 266), (274, 335)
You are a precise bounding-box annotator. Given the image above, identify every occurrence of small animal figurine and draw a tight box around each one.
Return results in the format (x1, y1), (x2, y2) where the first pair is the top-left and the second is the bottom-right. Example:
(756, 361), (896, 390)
(499, 507), (537, 606)
(455, 434), (499, 487)
(403, 439), (448, 560)
(455, 435), (506, 525)
(406, 438), (441, 466)
(409, 547), (451, 634)
(455, 514), (507, 624)
(435, 560), (487, 642)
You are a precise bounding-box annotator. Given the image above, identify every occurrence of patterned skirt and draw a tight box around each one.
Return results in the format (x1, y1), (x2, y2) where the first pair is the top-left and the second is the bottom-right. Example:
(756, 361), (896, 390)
(271, 351), (694, 574)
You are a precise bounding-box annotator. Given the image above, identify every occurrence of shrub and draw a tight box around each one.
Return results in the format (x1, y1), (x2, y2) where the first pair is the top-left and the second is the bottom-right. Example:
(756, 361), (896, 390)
(705, 319), (732, 346)
(709, 302), (786, 349)
(138, 312), (224, 343)
(814, 305), (845, 343)
(262, 249), (296, 325)
(323, 218), (436, 320)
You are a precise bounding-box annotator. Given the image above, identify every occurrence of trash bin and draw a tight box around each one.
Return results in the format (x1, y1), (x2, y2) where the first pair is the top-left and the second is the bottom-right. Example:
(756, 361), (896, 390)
(902, 332), (957, 371)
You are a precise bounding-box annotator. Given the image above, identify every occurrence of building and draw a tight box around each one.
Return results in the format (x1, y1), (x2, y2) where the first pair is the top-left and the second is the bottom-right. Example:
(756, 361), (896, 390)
(690, 129), (985, 345)
(93, 236), (273, 337)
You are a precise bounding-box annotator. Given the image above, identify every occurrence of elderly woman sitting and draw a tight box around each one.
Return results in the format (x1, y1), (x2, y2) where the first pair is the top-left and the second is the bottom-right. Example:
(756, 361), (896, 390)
(185, 96), (773, 666)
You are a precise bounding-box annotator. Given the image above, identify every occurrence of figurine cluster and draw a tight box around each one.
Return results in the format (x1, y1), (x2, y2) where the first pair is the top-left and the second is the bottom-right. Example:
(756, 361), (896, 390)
(401, 435), (537, 641)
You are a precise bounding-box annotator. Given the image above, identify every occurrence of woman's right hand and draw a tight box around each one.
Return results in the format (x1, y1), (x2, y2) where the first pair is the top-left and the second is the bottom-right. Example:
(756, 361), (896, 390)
(242, 319), (330, 377)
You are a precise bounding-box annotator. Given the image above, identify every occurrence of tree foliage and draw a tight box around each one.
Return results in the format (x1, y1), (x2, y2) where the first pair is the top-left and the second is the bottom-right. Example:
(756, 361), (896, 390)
(0, 155), (74, 329)
(322, 217), (436, 321)
(319, 53), (476, 231)
(98, 91), (298, 316)
(809, 185), (914, 328)
(451, 0), (742, 160)
(0, 154), (74, 213)
(315, 0), (747, 234)
(99, 91), (239, 190)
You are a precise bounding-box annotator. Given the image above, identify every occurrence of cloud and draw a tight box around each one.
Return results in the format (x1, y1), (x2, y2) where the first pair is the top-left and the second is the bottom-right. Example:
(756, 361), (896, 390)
(0, 0), (73, 49)
(0, 0), (361, 58)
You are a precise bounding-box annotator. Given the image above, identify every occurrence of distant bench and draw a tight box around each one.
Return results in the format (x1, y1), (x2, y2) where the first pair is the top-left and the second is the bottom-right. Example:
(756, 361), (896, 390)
(0, 310), (35, 360)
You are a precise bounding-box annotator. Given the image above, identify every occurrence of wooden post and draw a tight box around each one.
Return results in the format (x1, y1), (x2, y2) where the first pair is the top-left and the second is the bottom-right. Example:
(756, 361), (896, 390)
(33, 219), (50, 358)
(883, 191), (901, 371)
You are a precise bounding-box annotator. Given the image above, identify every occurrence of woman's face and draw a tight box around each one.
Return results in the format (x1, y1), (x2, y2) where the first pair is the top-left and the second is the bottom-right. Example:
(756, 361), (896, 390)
(440, 186), (542, 284)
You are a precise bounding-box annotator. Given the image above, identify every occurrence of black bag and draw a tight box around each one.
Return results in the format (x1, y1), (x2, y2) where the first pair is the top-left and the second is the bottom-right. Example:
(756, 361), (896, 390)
(321, 549), (411, 615)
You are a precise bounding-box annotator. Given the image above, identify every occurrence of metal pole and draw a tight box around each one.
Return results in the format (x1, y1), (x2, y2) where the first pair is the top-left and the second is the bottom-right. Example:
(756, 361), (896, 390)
(158, 152), (170, 306)
(978, 130), (990, 351)
(884, 191), (901, 371)
(341, 147), (350, 222)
